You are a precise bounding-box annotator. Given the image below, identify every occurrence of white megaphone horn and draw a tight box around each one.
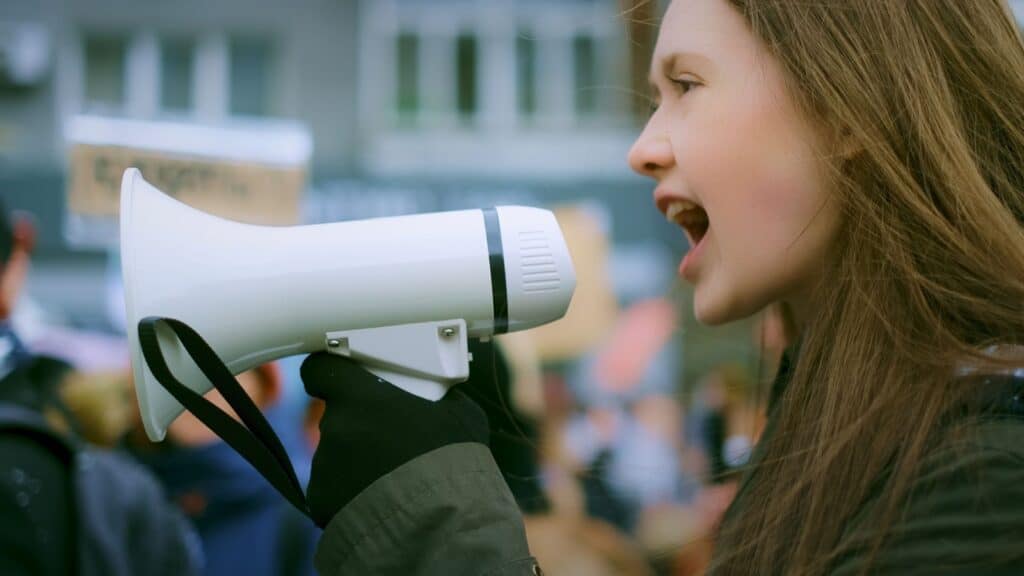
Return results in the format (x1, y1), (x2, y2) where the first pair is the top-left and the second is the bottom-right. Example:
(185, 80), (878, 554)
(120, 168), (576, 441)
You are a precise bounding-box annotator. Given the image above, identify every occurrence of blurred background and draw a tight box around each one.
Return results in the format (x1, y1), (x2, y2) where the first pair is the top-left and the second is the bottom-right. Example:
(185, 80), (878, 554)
(2, 1), (1023, 575)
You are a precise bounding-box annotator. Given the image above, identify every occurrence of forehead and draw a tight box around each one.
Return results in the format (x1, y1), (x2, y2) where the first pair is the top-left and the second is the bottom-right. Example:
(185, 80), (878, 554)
(651, 0), (758, 74)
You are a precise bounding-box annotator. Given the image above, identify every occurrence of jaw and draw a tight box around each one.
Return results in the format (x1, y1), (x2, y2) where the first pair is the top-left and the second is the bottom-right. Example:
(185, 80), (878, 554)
(689, 242), (764, 326)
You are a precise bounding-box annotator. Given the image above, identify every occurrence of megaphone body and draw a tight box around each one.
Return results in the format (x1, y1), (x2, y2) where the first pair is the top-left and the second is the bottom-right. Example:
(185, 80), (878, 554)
(121, 168), (576, 441)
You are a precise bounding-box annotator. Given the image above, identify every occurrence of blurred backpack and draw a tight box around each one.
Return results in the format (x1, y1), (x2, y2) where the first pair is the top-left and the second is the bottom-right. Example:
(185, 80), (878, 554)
(0, 355), (200, 576)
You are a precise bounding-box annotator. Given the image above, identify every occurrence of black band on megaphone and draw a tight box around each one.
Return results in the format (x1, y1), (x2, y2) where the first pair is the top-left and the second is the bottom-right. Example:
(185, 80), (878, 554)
(137, 317), (310, 518)
(483, 208), (509, 334)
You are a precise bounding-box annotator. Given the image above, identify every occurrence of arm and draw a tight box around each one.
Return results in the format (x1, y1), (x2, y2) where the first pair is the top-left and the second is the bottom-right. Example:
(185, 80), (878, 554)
(315, 443), (537, 576)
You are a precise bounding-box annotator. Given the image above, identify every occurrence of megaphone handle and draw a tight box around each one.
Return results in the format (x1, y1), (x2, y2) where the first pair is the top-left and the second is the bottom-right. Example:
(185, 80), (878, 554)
(138, 317), (311, 518)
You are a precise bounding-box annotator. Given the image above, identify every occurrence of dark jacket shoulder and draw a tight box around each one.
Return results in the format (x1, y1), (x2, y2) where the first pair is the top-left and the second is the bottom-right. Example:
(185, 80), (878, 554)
(831, 408), (1024, 575)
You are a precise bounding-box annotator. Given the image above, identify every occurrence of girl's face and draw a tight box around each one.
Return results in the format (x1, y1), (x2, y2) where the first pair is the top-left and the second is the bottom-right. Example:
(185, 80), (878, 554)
(629, 0), (840, 325)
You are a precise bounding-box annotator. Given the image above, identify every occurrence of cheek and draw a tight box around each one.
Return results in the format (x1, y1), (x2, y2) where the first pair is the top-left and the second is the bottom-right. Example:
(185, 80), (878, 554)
(722, 164), (835, 314)
(671, 89), (803, 207)
(732, 155), (826, 257)
(673, 95), (834, 307)
(674, 99), (823, 246)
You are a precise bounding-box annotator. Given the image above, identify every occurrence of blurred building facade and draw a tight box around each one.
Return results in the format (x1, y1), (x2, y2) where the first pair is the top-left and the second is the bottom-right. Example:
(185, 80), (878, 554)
(0, 0), (684, 328)
(7, 0), (1021, 329)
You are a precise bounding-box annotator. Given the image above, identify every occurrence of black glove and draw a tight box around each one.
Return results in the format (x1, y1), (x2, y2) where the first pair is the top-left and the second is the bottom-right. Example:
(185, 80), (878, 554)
(301, 352), (489, 528)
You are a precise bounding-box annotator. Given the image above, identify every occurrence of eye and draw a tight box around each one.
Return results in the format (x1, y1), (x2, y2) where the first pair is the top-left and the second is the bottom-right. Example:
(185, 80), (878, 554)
(669, 77), (701, 96)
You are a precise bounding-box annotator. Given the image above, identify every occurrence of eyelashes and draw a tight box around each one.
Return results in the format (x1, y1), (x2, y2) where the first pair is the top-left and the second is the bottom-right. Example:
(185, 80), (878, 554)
(670, 78), (700, 95)
(648, 78), (701, 116)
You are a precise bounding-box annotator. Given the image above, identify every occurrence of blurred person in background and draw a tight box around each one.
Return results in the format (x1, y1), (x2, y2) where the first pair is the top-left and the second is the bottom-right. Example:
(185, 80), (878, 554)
(561, 298), (695, 539)
(129, 362), (318, 576)
(668, 364), (762, 576)
(691, 364), (760, 486)
(0, 199), (198, 576)
(473, 338), (652, 576)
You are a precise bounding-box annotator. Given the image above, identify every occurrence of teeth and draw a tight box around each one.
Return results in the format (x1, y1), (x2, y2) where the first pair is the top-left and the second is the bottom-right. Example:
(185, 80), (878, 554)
(665, 199), (700, 223)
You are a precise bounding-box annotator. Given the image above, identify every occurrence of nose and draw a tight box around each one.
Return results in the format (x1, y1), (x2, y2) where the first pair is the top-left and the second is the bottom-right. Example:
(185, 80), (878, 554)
(628, 126), (675, 178)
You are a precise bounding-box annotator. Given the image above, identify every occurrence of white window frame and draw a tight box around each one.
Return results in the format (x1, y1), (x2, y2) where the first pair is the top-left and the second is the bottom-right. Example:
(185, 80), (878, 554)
(59, 30), (229, 130)
(356, 0), (636, 179)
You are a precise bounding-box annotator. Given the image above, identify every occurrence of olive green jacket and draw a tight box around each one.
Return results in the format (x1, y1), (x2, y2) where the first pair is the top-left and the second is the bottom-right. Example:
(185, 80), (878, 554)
(314, 442), (541, 576)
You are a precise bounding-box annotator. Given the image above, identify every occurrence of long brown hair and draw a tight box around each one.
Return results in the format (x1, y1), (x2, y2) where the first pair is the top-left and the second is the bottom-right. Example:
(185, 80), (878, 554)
(710, 1), (1024, 573)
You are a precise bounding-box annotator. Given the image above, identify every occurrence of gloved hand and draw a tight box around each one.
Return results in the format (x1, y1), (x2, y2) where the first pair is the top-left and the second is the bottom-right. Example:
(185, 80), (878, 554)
(302, 352), (489, 528)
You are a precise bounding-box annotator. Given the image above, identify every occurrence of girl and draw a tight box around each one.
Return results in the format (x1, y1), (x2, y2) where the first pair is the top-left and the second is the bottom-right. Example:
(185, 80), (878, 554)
(628, 0), (1024, 573)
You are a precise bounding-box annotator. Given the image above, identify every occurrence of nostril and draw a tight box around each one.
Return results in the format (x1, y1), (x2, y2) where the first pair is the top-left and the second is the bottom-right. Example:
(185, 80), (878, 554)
(644, 161), (660, 172)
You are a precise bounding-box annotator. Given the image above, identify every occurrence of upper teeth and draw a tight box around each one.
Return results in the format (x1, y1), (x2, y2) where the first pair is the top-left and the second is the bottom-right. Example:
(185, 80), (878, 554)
(665, 199), (700, 223)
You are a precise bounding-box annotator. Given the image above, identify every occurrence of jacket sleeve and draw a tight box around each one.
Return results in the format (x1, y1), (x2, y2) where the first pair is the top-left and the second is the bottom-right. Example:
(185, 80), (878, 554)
(314, 442), (541, 576)
(830, 420), (1024, 575)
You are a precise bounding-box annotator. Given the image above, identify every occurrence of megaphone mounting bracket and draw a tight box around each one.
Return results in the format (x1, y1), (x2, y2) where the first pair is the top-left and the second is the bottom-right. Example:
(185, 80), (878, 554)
(323, 319), (471, 401)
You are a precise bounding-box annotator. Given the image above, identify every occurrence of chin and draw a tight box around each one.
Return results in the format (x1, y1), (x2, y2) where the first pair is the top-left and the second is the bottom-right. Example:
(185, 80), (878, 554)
(693, 299), (733, 326)
(692, 289), (732, 325)
(692, 284), (763, 326)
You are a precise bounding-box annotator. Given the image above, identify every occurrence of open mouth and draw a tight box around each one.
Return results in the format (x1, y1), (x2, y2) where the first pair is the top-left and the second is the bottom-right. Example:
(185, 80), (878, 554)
(665, 200), (709, 248)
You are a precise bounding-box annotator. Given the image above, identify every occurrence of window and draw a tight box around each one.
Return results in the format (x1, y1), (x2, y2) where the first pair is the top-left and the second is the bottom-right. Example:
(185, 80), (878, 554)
(396, 32), (419, 122)
(160, 37), (195, 112)
(516, 32), (537, 118)
(455, 34), (478, 122)
(84, 35), (127, 109)
(229, 37), (273, 117)
(573, 34), (597, 117)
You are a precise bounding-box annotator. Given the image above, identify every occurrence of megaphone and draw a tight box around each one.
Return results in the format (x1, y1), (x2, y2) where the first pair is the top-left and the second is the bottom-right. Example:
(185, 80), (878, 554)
(121, 168), (576, 441)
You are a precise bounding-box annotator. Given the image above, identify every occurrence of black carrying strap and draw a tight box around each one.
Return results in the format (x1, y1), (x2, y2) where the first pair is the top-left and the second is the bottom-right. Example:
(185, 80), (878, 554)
(137, 317), (310, 518)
